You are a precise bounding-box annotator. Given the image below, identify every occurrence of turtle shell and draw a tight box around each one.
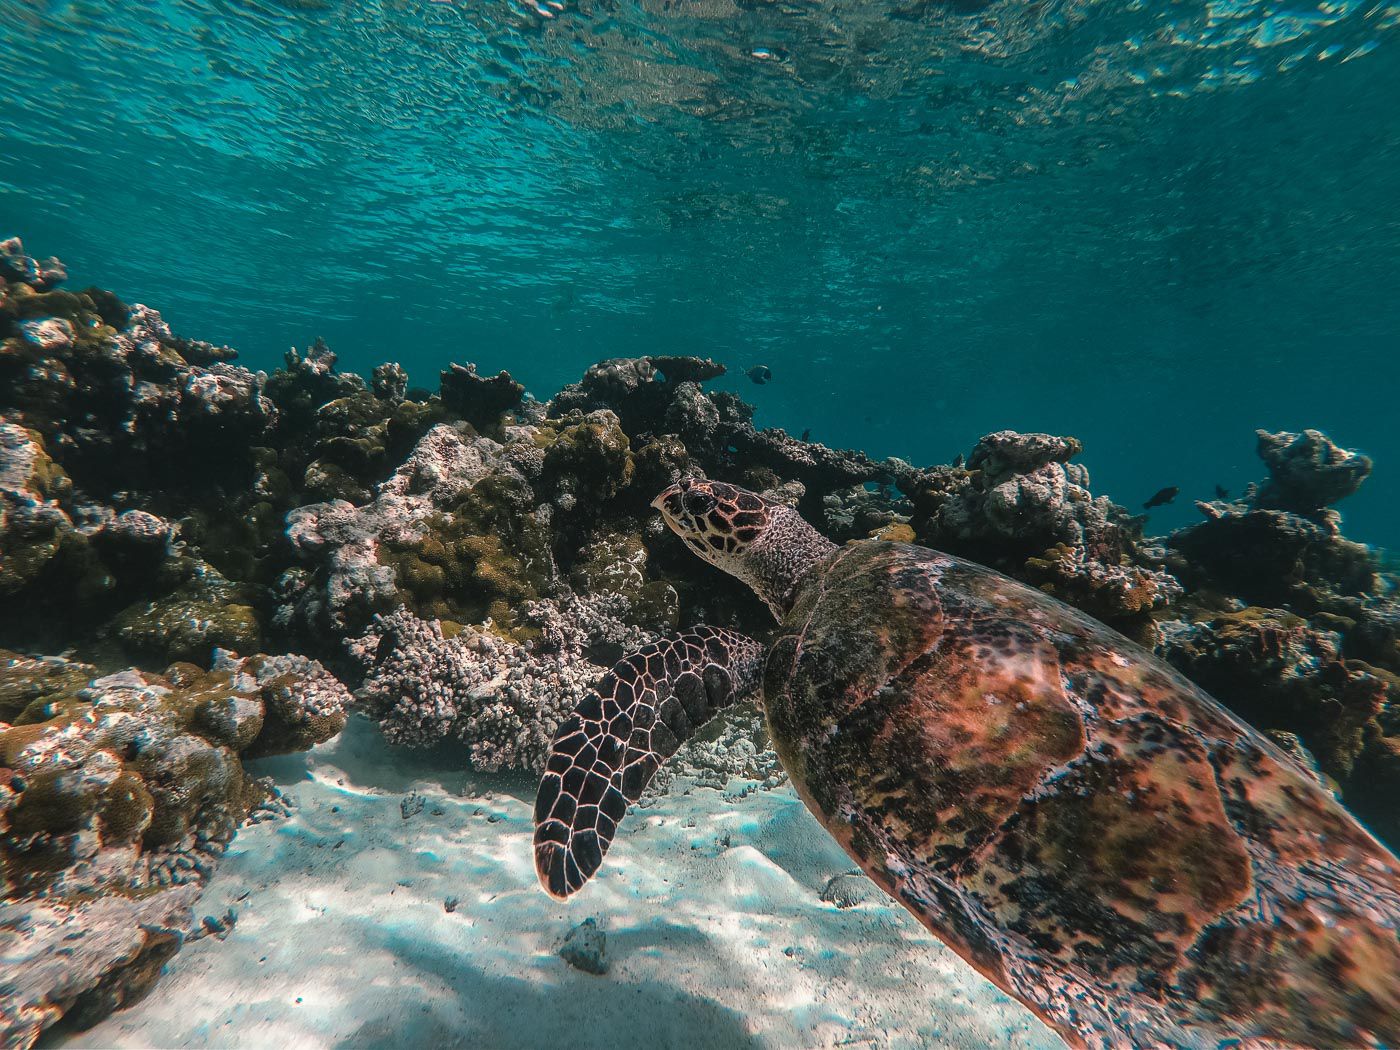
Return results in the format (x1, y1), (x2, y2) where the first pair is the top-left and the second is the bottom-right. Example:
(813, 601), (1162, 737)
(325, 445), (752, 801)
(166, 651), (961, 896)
(763, 539), (1400, 1049)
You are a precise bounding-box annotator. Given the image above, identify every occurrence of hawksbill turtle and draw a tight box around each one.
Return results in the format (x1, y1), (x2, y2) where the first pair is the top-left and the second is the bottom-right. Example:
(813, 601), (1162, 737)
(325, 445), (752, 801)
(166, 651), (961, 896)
(533, 477), (1400, 1048)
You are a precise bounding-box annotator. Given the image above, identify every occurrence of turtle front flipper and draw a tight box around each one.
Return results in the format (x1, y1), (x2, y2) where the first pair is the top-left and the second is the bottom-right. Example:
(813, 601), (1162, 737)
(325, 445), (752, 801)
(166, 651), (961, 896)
(533, 626), (765, 899)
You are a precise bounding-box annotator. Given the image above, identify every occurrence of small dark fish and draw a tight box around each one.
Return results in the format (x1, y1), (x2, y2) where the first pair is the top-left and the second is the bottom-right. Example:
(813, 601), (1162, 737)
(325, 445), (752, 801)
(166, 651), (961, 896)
(1214, 484), (1230, 500)
(1143, 486), (1179, 510)
(746, 365), (772, 385)
(952, 453), (965, 468)
(800, 428), (811, 442)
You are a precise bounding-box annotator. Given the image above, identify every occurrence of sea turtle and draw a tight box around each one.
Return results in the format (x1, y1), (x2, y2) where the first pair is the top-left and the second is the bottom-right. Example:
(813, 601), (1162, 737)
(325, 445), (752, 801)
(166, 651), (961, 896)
(533, 478), (1400, 1048)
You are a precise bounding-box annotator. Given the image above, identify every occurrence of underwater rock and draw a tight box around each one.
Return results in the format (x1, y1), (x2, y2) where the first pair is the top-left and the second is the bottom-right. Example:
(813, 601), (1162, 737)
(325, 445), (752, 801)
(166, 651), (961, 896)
(0, 422), (79, 597)
(569, 528), (679, 631)
(1170, 427), (1379, 612)
(1157, 608), (1390, 783)
(968, 430), (1082, 477)
(664, 706), (782, 790)
(550, 354), (909, 525)
(820, 871), (882, 910)
(438, 362), (525, 432)
(351, 594), (653, 772)
(908, 430), (1178, 627)
(1255, 428), (1372, 513)
(537, 410), (635, 504)
(372, 361), (409, 403)
(110, 570), (262, 666)
(821, 484), (909, 543)
(263, 341), (447, 509)
(548, 356), (668, 428)
(214, 651), (351, 758)
(266, 338), (368, 436)
(1, 883), (200, 1049)
(0, 646), (347, 1046)
(729, 427), (911, 516)
(557, 917), (608, 975)
(1171, 505), (1377, 611)
(281, 423), (508, 635)
(924, 430), (1108, 551)
(1025, 542), (1182, 626)
(0, 237), (66, 293)
(277, 337), (362, 397)
(97, 509), (174, 553)
(1, 265), (276, 509)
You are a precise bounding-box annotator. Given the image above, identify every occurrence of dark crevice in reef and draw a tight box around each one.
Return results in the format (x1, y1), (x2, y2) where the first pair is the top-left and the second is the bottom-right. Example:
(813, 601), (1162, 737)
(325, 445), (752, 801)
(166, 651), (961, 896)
(3, 236), (1400, 1043)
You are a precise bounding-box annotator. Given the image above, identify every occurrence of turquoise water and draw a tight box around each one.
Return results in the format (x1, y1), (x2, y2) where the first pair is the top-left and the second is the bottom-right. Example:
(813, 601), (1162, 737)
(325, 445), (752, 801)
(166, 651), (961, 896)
(3, 0), (1400, 540)
(7, 7), (1400, 1046)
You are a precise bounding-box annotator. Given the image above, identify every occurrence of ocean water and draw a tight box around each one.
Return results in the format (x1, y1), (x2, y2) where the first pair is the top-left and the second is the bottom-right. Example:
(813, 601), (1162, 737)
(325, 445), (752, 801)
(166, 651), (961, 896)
(5, 2), (1400, 1049)
(4, 0), (1400, 539)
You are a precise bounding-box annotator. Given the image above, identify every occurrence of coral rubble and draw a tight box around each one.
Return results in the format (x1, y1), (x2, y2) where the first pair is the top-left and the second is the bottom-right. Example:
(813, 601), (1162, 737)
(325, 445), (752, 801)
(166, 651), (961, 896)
(3, 236), (1400, 1038)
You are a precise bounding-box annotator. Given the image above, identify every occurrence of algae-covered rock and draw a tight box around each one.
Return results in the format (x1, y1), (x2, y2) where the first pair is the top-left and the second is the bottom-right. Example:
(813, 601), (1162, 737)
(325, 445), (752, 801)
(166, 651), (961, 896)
(0, 652), (96, 724)
(570, 528), (678, 630)
(1157, 607), (1391, 782)
(1025, 541), (1181, 628)
(1169, 506), (1379, 610)
(282, 423), (560, 636)
(0, 422), (77, 596)
(538, 409), (635, 503)
(0, 237), (66, 292)
(439, 361), (525, 431)
(110, 572), (261, 666)
(224, 651), (351, 758)
(382, 468), (555, 628)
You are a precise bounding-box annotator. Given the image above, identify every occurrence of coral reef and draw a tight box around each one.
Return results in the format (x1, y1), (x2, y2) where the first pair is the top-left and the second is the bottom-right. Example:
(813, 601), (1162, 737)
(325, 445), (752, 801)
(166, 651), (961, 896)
(351, 594), (652, 772)
(1156, 429), (1400, 841)
(5, 237), (1400, 1036)
(0, 648), (345, 1046)
(905, 430), (1181, 630)
(1255, 428), (1373, 512)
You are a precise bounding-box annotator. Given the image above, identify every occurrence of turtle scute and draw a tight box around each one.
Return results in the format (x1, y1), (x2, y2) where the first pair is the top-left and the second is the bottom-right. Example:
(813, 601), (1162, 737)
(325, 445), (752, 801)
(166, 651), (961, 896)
(765, 539), (1400, 1049)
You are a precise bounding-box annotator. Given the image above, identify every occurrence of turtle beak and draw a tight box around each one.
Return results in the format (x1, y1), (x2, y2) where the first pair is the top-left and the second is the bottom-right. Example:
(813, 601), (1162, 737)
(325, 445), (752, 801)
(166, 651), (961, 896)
(652, 484), (683, 518)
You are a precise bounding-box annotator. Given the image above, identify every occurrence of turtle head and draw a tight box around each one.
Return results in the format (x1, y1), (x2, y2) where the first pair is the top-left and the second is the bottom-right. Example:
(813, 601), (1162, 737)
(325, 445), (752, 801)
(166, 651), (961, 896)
(653, 477), (837, 620)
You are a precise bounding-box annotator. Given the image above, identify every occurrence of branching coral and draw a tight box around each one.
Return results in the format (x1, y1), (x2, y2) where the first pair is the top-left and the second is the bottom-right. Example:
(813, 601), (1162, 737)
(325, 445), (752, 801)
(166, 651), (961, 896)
(351, 594), (653, 772)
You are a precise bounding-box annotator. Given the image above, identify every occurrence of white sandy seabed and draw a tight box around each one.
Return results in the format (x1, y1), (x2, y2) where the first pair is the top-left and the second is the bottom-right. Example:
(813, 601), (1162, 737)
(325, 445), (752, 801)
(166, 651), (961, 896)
(58, 716), (1059, 1050)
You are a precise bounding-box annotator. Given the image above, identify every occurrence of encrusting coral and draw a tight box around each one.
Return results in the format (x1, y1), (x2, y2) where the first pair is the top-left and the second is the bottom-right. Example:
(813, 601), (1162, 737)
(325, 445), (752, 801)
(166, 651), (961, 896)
(4, 235), (1400, 1039)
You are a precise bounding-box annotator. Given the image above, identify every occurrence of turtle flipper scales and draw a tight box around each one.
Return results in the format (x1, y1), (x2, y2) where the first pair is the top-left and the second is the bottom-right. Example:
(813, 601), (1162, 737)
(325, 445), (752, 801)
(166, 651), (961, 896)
(533, 626), (764, 899)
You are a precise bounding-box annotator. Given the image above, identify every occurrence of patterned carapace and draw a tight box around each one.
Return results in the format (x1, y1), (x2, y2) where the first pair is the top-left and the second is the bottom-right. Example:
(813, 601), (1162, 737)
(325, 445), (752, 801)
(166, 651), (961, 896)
(536, 480), (1400, 1048)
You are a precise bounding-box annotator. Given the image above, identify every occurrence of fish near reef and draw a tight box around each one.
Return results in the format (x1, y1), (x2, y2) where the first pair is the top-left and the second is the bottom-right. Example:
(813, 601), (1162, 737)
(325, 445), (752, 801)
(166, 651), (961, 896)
(1143, 485), (1178, 509)
(535, 478), (1400, 1049)
(746, 364), (772, 385)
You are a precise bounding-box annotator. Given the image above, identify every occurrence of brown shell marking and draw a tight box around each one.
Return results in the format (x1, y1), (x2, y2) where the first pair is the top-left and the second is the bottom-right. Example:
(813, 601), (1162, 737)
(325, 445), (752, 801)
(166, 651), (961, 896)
(767, 540), (1400, 1049)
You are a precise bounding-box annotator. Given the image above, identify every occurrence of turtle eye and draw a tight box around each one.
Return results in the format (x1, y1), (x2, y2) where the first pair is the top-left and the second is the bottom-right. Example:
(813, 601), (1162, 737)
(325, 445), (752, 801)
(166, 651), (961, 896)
(683, 490), (717, 517)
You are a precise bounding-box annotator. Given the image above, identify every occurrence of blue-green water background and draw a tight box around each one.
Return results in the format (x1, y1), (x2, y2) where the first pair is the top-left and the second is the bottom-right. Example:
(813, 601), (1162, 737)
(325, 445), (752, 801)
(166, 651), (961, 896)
(3, 0), (1399, 540)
